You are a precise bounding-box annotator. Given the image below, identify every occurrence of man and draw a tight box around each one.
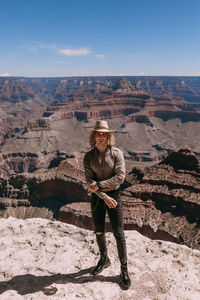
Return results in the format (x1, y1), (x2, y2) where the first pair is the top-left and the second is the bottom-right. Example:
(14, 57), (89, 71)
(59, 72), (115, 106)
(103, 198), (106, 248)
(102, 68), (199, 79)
(83, 120), (131, 288)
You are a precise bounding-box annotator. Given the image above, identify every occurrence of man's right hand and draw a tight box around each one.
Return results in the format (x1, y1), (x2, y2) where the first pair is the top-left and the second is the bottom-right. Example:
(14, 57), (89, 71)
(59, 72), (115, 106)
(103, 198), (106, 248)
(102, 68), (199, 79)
(103, 195), (117, 208)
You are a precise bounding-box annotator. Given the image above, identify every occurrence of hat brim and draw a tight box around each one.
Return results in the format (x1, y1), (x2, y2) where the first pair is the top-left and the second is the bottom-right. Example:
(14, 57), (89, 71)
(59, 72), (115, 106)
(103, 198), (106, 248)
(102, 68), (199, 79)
(87, 128), (116, 133)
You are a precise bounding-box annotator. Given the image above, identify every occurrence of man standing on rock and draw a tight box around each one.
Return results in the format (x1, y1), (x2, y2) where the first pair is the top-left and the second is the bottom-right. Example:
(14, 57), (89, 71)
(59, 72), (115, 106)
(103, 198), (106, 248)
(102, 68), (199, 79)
(83, 120), (131, 289)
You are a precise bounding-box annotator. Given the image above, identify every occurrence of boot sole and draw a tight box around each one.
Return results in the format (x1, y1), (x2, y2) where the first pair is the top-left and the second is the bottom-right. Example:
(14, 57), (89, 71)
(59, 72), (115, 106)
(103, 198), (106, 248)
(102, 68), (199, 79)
(91, 260), (111, 276)
(120, 274), (131, 289)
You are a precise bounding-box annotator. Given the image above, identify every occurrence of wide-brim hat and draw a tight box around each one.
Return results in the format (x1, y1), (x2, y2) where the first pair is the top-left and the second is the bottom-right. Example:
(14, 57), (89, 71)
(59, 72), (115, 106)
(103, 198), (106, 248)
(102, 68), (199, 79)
(87, 120), (116, 133)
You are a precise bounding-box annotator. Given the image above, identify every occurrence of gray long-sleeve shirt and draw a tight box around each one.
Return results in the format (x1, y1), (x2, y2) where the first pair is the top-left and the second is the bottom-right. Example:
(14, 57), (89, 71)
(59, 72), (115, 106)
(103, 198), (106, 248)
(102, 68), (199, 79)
(83, 146), (126, 197)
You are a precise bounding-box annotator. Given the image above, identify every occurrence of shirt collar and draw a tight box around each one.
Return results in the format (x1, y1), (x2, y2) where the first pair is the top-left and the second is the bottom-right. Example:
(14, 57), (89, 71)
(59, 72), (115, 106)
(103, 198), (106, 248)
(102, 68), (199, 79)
(95, 146), (111, 156)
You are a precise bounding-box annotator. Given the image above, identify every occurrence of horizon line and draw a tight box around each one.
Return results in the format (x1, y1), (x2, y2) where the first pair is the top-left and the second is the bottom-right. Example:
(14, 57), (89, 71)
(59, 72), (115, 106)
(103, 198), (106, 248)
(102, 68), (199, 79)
(1, 75), (200, 79)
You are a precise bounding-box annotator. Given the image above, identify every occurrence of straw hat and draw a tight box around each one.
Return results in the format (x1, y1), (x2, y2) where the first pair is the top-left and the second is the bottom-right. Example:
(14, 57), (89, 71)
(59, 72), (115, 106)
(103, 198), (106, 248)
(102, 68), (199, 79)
(87, 120), (115, 133)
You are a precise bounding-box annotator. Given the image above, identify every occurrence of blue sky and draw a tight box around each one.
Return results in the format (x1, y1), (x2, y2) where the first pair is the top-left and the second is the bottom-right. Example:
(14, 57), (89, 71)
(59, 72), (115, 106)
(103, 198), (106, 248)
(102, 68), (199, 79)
(0, 0), (200, 77)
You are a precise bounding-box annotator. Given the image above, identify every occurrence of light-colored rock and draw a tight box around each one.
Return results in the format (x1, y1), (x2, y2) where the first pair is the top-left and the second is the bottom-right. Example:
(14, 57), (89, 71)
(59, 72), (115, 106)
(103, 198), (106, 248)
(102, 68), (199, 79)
(0, 217), (199, 300)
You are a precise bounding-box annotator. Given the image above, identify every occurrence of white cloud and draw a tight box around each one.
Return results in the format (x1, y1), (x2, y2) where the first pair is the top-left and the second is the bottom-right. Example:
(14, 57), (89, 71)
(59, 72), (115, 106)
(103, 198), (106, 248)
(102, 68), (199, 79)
(96, 54), (106, 59)
(0, 72), (9, 76)
(57, 48), (91, 56)
(20, 41), (109, 61)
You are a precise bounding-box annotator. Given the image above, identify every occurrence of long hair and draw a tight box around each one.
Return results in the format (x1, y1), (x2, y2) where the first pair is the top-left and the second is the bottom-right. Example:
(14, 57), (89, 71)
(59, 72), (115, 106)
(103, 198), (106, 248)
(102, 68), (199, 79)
(89, 131), (115, 148)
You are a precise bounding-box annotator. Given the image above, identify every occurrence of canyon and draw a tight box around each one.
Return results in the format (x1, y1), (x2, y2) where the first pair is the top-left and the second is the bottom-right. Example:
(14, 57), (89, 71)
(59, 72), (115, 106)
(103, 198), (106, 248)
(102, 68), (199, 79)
(0, 76), (200, 177)
(0, 76), (200, 252)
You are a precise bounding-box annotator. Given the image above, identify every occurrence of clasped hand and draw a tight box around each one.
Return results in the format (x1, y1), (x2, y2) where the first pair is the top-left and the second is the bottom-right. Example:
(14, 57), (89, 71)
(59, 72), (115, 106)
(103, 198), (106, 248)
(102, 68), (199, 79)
(103, 195), (117, 208)
(89, 181), (98, 193)
(89, 181), (117, 208)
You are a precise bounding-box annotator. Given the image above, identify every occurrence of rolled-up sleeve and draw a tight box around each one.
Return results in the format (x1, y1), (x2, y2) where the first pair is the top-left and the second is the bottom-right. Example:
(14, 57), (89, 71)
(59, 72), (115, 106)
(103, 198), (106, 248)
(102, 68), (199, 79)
(98, 149), (125, 190)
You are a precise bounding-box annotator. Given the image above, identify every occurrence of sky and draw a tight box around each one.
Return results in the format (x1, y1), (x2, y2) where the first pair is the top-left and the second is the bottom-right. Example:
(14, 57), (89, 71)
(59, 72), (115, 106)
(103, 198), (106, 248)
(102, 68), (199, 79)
(0, 0), (200, 77)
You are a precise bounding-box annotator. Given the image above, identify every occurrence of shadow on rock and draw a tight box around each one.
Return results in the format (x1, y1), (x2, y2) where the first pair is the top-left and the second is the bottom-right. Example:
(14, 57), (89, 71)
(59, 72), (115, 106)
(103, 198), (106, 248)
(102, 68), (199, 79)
(0, 266), (124, 296)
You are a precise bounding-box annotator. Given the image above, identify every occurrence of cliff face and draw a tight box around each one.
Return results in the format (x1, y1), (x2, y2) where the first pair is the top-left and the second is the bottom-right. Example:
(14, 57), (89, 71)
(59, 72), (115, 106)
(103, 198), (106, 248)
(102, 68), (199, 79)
(128, 149), (200, 250)
(39, 78), (200, 123)
(0, 149), (199, 251)
(1, 77), (200, 124)
(128, 76), (200, 102)
(41, 78), (150, 122)
(0, 78), (36, 103)
(0, 151), (72, 180)
(1, 76), (200, 101)
(0, 158), (88, 220)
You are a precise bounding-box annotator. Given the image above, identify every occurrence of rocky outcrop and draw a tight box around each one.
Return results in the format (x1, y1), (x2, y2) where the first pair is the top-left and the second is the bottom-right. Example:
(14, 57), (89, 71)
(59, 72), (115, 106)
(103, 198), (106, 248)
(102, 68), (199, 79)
(0, 152), (39, 179)
(0, 218), (199, 299)
(0, 151), (71, 179)
(150, 110), (200, 122)
(161, 148), (199, 170)
(0, 159), (88, 219)
(26, 118), (51, 131)
(123, 150), (200, 249)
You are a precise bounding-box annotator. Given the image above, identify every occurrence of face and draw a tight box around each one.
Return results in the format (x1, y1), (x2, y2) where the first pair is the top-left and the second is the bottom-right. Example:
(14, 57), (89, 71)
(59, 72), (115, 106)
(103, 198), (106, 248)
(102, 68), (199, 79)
(95, 132), (108, 147)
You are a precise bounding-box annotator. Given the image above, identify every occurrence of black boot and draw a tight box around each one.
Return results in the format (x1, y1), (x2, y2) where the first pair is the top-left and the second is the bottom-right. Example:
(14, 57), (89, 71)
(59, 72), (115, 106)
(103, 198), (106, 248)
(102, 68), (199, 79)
(120, 264), (131, 289)
(91, 234), (111, 275)
(113, 232), (131, 287)
(91, 255), (111, 275)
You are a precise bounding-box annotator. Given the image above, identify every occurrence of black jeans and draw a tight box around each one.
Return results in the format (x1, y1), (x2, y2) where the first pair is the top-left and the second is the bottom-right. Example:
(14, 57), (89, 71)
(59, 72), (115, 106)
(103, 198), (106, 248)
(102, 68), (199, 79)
(91, 190), (127, 265)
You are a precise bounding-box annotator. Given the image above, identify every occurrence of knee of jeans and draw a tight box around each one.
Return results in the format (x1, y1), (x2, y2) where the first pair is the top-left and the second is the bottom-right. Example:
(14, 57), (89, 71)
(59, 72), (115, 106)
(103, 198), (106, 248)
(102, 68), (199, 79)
(94, 231), (104, 235)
